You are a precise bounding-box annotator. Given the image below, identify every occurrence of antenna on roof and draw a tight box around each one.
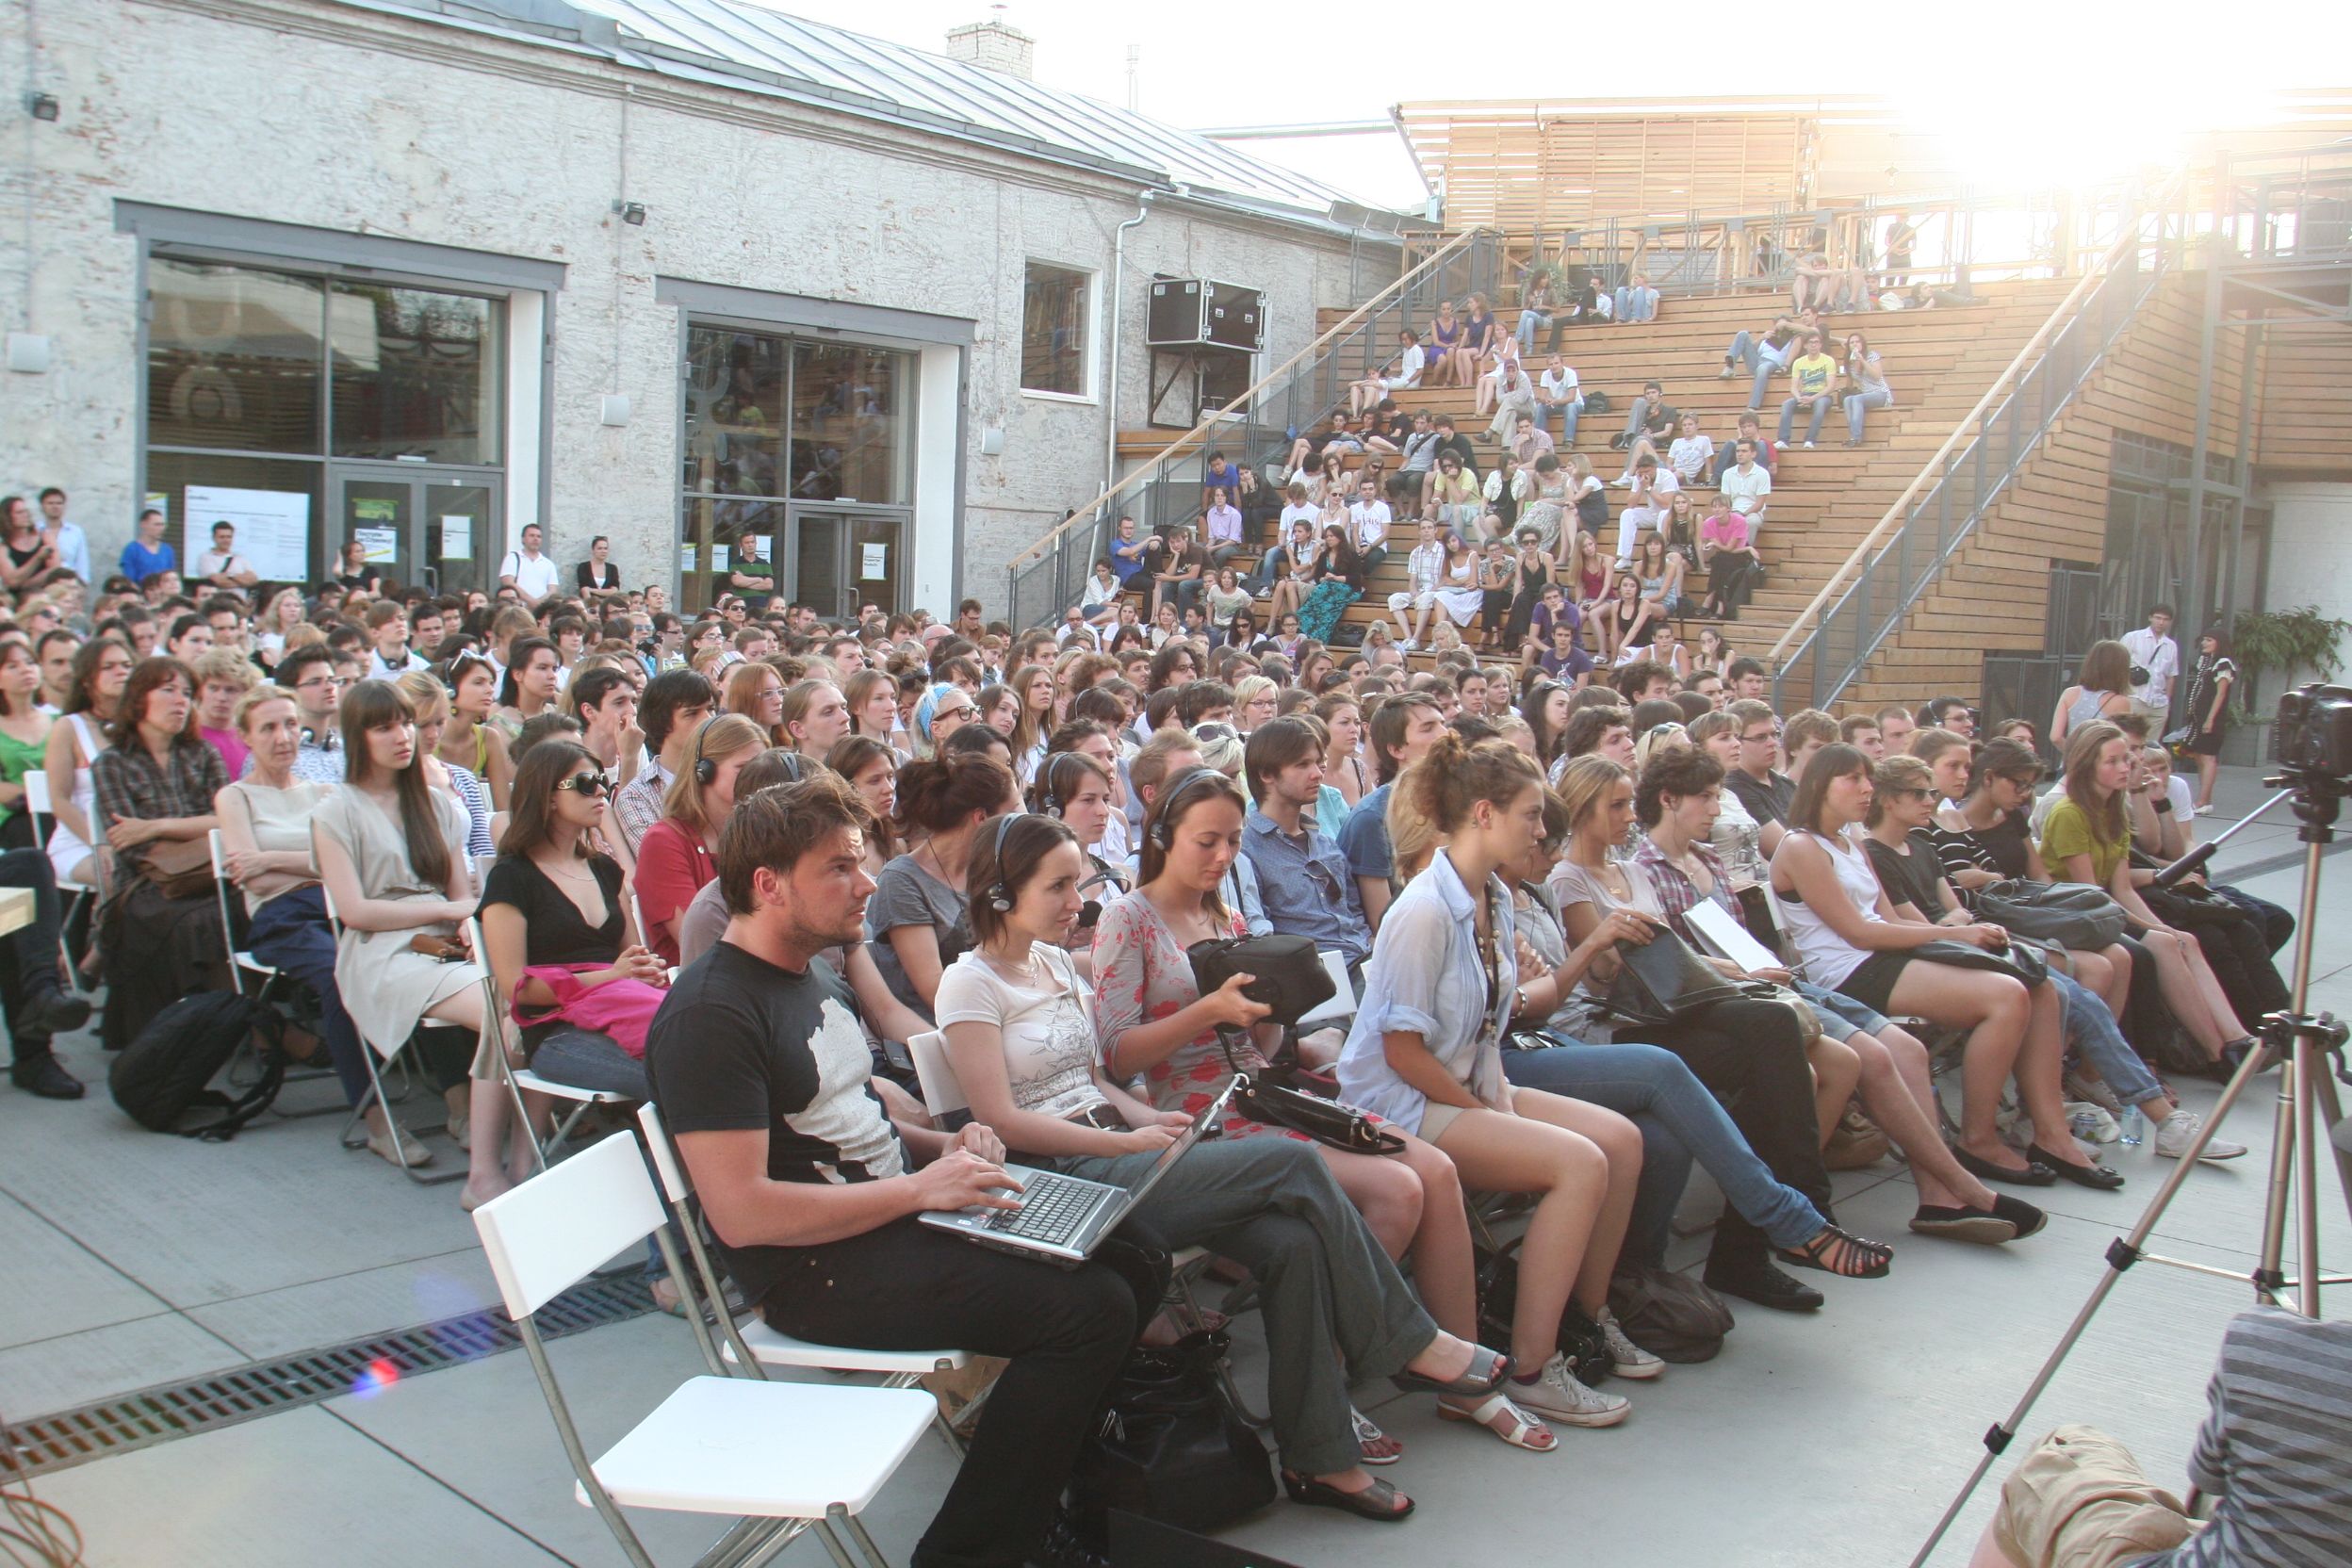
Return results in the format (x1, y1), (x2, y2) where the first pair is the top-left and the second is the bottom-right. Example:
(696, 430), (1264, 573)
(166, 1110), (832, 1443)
(1126, 43), (1139, 112)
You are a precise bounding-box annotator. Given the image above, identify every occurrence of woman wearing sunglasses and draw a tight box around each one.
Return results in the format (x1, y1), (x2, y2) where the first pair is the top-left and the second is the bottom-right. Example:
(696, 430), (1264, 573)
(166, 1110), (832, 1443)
(912, 681), (976, 759)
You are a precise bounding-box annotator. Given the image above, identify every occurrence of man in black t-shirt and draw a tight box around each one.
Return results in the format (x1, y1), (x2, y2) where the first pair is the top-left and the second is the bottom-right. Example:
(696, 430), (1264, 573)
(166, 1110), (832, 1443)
(645, 775), (1137, 1568)
(1723, 698), (1797, 858)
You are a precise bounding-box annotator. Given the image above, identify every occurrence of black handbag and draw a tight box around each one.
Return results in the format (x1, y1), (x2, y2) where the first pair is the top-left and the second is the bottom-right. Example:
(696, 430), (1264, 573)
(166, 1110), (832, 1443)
(1067, 1330), (1276, 1540)
(1599, 928), (1749, 1028)
(1974, 879), (2127, 951)
(1185, 934), (1335, 1028)
(1912, 937), (2049, 986)
(1216, 1046), (1403, 1157)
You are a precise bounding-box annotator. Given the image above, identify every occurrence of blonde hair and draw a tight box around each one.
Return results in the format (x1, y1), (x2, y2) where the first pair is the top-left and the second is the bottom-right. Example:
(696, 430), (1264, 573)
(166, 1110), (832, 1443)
(660, 712), (769, 832)
(1555, 754), (1626, 835)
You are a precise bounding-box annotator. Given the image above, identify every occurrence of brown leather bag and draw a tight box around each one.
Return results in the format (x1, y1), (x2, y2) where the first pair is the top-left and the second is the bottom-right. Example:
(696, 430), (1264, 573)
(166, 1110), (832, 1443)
(142, 836), (214, 901)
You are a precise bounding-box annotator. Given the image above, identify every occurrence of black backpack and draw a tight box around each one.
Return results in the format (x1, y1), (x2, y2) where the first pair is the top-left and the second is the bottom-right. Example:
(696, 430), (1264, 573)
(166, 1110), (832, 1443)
(108, 991), (286, 1141)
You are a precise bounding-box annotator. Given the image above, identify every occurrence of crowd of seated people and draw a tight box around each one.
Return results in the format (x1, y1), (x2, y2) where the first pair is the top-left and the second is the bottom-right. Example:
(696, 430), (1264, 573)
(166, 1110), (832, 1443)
(0, 483), (2297, 1568)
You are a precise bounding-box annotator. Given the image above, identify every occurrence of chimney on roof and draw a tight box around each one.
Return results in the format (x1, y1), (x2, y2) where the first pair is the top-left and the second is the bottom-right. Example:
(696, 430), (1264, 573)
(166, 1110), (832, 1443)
(945, 8), (1034, 81)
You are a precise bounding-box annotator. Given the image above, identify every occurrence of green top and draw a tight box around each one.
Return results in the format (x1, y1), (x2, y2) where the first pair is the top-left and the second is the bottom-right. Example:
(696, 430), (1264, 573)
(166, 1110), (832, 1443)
(0, 724), (46, 822)
(2039, 795), (2127, 888)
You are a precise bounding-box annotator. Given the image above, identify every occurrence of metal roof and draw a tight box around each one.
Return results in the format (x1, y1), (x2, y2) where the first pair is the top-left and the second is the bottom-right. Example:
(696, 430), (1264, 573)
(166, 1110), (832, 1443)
(400, 0), (1398, 231)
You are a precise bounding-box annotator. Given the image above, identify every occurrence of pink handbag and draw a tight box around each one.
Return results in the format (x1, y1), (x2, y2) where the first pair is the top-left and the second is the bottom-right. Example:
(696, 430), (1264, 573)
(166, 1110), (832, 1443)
(514, 965), (665, 1059)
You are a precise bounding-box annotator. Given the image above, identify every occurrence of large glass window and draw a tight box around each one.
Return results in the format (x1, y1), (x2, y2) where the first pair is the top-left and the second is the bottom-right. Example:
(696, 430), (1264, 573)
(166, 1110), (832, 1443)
(680, 321), (914, 613)
(329, 284), (501, 464)
(1021, 262), (1090, 397)
(147, 259), (326, 453)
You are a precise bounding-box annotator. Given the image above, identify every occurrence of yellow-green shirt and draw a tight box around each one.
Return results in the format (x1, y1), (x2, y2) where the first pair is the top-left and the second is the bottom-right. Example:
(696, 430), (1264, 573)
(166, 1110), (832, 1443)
(2039, 796), (2127, 888)
(1789, 353), (1837, 399)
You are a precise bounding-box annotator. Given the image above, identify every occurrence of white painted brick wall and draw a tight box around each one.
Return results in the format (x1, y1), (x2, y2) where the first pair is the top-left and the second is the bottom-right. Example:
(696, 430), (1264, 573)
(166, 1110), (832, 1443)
(0, 0), (1375, 615)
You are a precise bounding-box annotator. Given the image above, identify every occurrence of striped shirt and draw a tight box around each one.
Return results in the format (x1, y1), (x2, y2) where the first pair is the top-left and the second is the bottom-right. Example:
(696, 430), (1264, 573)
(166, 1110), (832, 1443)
(2164, 1307), (2352, 1566)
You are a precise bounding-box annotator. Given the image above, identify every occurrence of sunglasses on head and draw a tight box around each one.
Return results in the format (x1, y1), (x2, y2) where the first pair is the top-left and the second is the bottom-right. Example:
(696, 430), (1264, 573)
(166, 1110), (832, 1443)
(555, 772), (614, 798)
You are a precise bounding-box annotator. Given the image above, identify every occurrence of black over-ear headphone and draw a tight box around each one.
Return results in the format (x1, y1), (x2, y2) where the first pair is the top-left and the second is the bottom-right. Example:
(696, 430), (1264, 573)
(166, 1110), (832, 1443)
(692, 717), (721, 786)
(1148, 766), (1227, 851)
(1037, 752), (1081, 819)
(981, 811), (1025, 912)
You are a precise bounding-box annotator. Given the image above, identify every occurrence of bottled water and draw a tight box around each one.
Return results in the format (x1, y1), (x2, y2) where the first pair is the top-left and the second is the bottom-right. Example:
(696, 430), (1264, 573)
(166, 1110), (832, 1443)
(2118, 1105), (2145, 1147)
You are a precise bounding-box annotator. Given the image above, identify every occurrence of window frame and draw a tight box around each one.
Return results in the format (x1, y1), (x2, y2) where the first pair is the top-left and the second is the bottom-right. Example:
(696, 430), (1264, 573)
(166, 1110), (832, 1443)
(1018, 259), (1099, 404)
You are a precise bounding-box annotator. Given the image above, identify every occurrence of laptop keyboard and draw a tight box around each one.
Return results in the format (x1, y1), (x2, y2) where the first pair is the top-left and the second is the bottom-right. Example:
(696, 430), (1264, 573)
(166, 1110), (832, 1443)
(981, 1174), (1100, 1245)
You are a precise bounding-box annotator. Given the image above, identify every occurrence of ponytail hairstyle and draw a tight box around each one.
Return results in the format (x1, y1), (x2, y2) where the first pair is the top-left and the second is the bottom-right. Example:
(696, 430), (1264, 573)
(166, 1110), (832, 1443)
(893, 753), (1016, 839)
(1396, 730), (1543, 840)
(338, 678), (452, 892)
(1555, 753), (1627, 838)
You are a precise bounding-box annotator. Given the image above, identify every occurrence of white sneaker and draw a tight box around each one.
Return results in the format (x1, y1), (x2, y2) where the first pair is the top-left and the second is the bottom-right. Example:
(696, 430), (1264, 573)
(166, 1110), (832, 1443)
(1718, 366), (1736, 378)
(1592, 1307), (1663, 1380)
(2194, 803), (2214, 816)
(1511, 1354), (1630, 1428)
(1803, 440), (1817, 449)
(2154, 1109), (2247, 1162)
(1401, 638), (1417, 651)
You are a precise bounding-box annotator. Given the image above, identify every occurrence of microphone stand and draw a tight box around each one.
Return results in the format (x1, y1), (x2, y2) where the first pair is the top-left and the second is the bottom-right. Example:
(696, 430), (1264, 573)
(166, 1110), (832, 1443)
(2149, 785), (2294, 891)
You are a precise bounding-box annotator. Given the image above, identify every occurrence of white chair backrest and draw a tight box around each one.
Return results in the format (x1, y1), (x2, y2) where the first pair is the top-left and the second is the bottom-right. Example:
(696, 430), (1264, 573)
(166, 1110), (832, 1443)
(636, 1102), (692, 1204)
(1297, 949), (1356, 1026)
(207, 826), (228, 880)
(904, 1030), (968, 1121)
(472, 1132), (666, 1318)
(22, 769), (50, 816)
(473, 852), (498, 895)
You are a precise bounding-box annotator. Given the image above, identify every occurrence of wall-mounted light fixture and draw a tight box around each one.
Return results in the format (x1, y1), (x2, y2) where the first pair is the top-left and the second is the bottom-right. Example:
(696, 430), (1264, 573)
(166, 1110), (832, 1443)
(612, 200), (646, 225)
(599, 394), (632, 427)
(25, 92), (58, 122)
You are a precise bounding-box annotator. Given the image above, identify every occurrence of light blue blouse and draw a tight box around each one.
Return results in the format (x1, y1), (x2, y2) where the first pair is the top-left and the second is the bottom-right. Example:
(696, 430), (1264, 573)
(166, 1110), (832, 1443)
(1335, 851), (1517, 1136)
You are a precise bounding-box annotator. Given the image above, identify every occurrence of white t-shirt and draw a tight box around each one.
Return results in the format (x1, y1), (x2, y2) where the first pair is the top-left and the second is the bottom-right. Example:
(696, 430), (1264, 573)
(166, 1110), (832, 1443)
(368, 647), (430, 678)
(1279, 502), (1319, 536)
(196, 548), (253, 580)
(1350, 499), (1392, 552)
(1720, 465), (1772, 516)
(1668, 434), (1716, 483)
(1539, 367), (1581, 405)
(2120, 628), (2180, 706)
(500, 548), (562, 602)
(931, 944), (1105, 1122)
(1393, 343), (1426, 388)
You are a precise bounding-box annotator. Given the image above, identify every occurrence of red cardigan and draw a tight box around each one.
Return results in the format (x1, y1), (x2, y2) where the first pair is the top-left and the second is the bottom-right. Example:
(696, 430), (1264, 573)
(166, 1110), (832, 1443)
(632, 818), (714, 967)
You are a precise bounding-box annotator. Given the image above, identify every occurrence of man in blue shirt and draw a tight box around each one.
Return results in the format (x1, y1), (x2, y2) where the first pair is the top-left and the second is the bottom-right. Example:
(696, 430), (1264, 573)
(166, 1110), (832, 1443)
(1336, 693), (1447, 934)
(119, 507), (174, 584)
(1108, 514), (1150, 591)
(1239, 718), (1370, 972)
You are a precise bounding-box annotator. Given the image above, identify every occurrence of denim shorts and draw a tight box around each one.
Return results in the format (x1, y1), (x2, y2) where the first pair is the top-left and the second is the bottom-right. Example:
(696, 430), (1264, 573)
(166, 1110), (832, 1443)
(1795, 979), (1891, 1037)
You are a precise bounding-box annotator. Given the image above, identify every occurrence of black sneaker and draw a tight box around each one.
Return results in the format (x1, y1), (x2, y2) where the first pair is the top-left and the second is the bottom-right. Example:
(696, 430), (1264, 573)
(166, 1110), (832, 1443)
(1703, 1257), (1822, 1313)
(9, 1053), (85, 1101)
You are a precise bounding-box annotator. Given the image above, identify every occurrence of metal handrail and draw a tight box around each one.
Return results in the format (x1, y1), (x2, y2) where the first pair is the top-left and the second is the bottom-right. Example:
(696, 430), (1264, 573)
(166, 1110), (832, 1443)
(1007, 226), (1490, 572)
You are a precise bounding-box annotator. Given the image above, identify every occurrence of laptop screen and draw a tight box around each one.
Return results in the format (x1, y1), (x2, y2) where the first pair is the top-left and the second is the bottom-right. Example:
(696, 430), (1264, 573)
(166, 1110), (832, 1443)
(1121, 1079), (1235, 1209)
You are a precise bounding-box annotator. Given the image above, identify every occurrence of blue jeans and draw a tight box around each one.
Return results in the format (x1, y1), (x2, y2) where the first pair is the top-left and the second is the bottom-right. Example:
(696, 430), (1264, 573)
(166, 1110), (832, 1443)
(1502, 1038), (1827, 1267)
(2054, 970), (2164, 1107)
(1544, 400), (1582, 445)
(531, 1026), (651, 1098)
(1780, 395), (1833, 445)
(1844, 385), (1893, 442)
(1748, 344), (1793, 408)
(1613, 286), (1658, 323)
(1516, 310), (1551, 352)
(245, 886), (368, 1106)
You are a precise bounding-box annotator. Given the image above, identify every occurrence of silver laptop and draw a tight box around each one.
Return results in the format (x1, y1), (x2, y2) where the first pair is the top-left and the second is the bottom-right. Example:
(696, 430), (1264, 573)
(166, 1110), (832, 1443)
(920, 1081), (1235, 1267)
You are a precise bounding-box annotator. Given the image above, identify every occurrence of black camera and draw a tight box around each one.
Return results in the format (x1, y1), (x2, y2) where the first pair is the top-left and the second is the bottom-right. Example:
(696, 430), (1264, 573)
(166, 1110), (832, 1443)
(2271, 684), (2352, 779)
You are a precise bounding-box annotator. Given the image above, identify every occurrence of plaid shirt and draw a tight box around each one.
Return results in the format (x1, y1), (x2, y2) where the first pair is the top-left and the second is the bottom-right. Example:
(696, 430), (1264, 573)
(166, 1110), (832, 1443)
(91, 734), (228, 901)
(1628, 835), (1744, 948)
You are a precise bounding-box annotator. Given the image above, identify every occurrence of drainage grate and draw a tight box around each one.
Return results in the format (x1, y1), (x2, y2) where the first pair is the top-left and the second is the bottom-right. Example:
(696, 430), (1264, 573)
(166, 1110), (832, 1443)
(2, 1272), (654, 1480)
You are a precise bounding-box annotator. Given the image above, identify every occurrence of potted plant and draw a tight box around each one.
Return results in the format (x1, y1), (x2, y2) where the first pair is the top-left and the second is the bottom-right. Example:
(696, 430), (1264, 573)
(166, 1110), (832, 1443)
(2221, 606), (2352, 765)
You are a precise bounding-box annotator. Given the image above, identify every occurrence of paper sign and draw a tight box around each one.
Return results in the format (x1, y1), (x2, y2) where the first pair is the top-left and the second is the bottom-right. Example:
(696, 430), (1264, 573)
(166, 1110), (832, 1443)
(1687, 900), (1784, 975)
(750, 535), (772, 558)
(184, 484), (309, 581)
(682, 546), (699, 575)
(711, 546), (730, 573)
(440, 515), (472, 561)
(354, 526), (400, 564)
(860, 542), (889, 580)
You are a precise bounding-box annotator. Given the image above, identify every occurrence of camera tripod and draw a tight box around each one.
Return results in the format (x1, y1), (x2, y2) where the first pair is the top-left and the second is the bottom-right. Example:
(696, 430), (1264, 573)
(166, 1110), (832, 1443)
(1908, 771), (2352, 1566)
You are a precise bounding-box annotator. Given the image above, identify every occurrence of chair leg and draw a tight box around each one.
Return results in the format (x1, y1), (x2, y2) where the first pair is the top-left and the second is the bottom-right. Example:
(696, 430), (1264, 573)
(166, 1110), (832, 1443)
(809, 1518), (860, 1568)
(839, 1510), (893, 1568)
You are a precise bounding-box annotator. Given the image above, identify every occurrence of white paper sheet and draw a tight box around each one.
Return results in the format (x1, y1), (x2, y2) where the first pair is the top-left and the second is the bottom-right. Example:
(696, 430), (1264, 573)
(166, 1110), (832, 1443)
(1687, 899), (1783, 974)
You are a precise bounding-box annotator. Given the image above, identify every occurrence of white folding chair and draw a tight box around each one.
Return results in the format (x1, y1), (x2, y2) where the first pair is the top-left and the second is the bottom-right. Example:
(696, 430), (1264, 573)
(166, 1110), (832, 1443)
(635, 1102), (972, 1453)
(466, 914), (633, 1172)
(902, 1032), (1257, 1424)
(207, 829), (342, 1116)
(23, 770), (96, 986)
(472, 1134), (934, 1568)
(318, 878), (465, 1184)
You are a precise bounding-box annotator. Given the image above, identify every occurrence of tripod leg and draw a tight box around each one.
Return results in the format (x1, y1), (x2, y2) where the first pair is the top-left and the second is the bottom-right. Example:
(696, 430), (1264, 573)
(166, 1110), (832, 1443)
(2311, 1066), (2352, 1227)
(2256, 1044), (2298, 1303)
(2295, 1037), (2324, 1317)
(1906, 1041), (2275, 1568)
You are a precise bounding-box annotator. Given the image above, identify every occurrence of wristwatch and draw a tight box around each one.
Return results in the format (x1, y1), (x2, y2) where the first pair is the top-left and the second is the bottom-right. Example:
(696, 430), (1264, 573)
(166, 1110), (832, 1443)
(2152, 797), (2173, 813)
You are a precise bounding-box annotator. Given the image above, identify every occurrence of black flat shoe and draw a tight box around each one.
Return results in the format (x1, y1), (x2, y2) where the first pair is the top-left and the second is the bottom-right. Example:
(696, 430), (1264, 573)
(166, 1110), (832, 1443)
(1991, 1195), (2048, 1238)
(1952, 1145), (2057, 1186)
(1704, 1258), (1822, 1313)
(2026, 1145), (2126, 1191)
(1282, 1469), (1414, 1522)
(8, 1054), (84, 1101)
(1908, 1205), (2018, 1244)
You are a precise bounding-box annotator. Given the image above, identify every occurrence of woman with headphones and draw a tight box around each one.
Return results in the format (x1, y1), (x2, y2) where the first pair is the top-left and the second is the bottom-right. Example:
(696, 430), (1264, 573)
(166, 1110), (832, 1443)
(939, 809), (1511, 1523)
(1091, 766), (1490, 1467)
(1026, 749), (1126, 969)
(870, 753), (1023, 1023)
(631, 713), (766, 967)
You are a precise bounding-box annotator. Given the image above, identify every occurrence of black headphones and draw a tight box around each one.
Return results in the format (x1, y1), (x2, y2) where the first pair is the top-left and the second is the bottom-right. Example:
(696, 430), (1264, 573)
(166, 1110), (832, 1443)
(981, 811), (1026, 912)
(772, 751), (806, 784)
(692, 716), (721, 786)
(1035, 752), (1083, 820)
(1147, 765), (1230, 851)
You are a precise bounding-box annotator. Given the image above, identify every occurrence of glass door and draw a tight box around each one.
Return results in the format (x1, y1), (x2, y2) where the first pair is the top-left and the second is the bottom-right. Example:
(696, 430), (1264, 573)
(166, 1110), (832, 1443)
(786, 508), (906, 618)
(329, 467), (501, 595)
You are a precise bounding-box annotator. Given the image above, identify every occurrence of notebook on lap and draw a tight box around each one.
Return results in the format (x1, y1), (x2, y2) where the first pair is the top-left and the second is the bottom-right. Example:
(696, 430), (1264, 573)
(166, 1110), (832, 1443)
(919, 1081), (1235, 1267)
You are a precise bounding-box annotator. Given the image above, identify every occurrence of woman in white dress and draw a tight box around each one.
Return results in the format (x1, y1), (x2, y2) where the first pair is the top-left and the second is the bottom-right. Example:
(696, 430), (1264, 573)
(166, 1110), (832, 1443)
(42, 635), (131, 895)
(1433, 535), (1486, 630)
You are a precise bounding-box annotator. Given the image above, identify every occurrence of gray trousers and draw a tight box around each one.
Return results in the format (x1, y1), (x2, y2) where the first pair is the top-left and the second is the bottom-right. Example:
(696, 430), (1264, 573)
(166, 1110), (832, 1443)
(1054, 1134), (1434, 1477)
